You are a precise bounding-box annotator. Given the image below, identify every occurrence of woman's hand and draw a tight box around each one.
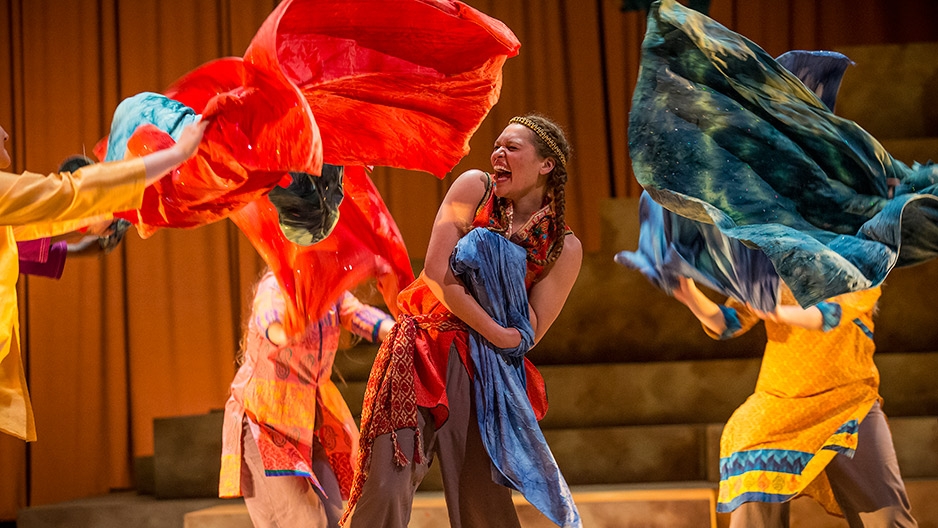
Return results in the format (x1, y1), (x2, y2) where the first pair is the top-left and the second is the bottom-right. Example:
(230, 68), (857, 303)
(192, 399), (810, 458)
(173, 118), (208, 159)
(672, 276), (728, 335)
(488, 325), (522, 349)
(376, 318), (395, 342)
(141, 118), (209, 186)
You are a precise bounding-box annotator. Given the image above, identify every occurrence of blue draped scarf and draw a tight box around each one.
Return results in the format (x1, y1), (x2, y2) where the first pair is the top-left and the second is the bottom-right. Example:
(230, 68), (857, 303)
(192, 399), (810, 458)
(450, 227), (580, 528)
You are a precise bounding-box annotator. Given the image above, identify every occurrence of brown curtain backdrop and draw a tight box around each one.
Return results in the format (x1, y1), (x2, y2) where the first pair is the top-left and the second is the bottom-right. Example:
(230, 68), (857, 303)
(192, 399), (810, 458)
(0, 0), (936, 519)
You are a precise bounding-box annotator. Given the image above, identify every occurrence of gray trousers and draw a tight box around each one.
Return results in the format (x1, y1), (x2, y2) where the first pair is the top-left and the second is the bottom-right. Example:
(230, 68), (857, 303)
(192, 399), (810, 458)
(241, 418), (344, 528)
(344, 348), (521, 528)
(729, 402), (917, 528)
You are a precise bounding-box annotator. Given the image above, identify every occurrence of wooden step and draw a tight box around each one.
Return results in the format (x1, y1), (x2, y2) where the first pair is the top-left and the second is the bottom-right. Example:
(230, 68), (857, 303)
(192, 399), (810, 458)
(152, 411), (225, 499)
(334, 352), (938, 428)
(145, 408), (938, 496)
(21, 479), (938, 528)
(717, 478), (938, 528)
(183, 478), (938, 528)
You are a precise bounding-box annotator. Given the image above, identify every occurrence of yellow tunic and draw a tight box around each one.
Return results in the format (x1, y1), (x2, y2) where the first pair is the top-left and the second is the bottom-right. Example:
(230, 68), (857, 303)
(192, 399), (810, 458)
(712, 286), (881, 515)
(0, 159), (146, 441)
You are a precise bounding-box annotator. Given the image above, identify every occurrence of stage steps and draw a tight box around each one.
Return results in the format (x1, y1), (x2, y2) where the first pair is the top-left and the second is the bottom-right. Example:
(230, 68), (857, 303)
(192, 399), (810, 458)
(73, 341), (935, 498)
(334, 351), (938, 429)
(113, 351), (938, 497)
(332, 352), (938, 489)
(16, 492), (233, 528)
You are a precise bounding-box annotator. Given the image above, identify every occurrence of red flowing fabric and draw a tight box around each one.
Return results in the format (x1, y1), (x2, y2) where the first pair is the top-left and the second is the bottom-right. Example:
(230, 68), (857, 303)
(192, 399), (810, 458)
(230, 166), (415, 333)
(95, 0), (519, 327)
(95, 56), (319, 237)
(96, 0), (519, 236)
(267, 0), (520, 175)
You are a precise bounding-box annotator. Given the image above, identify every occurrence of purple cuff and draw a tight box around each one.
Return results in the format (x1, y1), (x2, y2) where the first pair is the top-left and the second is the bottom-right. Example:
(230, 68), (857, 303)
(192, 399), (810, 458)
(19, 240), (68, 279)
(18, 238), (51, 263)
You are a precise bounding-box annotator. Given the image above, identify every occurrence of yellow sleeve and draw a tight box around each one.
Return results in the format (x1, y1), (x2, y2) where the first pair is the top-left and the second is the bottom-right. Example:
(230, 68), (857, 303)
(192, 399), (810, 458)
(830, 286), (881, 323)
(0, 159), (146, 227)
(13, 214), (114, 241)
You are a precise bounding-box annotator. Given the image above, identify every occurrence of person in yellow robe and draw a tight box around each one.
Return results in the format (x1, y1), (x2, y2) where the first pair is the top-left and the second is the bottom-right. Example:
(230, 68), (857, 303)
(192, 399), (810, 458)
(0, 119), (207, 442)
(673, 277), (916, 527)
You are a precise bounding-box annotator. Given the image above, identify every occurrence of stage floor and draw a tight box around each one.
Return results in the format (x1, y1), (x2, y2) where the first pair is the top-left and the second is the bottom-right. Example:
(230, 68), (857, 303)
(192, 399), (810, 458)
(17, 479), (938, 528)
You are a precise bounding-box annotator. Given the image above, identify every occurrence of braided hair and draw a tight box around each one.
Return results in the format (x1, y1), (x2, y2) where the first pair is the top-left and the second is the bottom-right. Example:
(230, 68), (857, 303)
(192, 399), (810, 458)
(516, 114), (571, 265)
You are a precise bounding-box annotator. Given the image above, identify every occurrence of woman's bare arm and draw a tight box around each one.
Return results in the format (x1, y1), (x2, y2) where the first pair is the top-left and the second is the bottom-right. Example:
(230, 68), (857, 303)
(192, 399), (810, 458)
(526, 233), (582, 345)
(422, 170), (521, 348)
(141, 119), (208, 186)
(672, 276), (728, 335)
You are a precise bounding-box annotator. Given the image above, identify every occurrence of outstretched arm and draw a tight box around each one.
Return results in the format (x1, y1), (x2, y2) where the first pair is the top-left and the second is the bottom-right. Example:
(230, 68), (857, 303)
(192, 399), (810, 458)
(747, 302), (824, 331)
(0, 118), (206, 230)
(336, 291), (395, 343)
(672, 276), (729, 335)
(141, 119), (208, 186)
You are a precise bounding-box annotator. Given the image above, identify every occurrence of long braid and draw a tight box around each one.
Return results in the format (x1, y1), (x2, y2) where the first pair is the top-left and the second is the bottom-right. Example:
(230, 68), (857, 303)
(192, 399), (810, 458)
(514, 114), (571, 265)
(547, 170), (567, 264)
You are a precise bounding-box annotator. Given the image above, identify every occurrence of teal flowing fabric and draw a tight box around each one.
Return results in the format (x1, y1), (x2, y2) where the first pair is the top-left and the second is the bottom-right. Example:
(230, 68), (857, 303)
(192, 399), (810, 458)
(630, 0), (938, 307)
(616, 191), (780, 312)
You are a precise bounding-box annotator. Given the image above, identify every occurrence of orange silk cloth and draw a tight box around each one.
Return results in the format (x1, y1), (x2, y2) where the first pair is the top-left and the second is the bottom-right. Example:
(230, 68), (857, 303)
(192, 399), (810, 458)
(230, 166), (414, 335)
(97, 0), (520, 335)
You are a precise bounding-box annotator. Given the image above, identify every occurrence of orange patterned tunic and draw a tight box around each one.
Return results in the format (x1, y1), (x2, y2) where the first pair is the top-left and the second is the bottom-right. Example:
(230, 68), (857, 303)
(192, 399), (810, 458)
(219, 271), (390, 500)
(712, 286), (882, 514)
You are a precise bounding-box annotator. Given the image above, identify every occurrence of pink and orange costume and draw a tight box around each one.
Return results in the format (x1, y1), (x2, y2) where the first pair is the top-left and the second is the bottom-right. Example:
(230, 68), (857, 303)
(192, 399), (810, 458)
(220, 271), (391, 515)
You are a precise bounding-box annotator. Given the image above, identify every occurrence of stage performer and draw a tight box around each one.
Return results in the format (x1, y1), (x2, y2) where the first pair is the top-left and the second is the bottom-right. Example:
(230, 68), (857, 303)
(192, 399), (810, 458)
(672, 277), (916, 527)
(0, 119), (207, 441)
(219, 269), (393, 528)
(619, 1), (921, 523)
(342, 114), (583, 528)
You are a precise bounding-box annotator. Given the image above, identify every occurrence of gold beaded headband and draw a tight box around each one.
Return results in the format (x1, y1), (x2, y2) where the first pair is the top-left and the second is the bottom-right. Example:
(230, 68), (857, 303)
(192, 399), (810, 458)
(509, 116), (566, 167)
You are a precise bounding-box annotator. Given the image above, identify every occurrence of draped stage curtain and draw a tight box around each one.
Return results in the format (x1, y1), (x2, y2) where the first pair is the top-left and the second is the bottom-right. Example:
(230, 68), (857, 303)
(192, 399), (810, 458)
(0, 0), (935, 519)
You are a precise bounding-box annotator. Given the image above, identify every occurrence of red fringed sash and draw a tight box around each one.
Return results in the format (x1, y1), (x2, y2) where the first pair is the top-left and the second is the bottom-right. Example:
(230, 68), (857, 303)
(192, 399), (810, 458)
(342, 313), (466, 523)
